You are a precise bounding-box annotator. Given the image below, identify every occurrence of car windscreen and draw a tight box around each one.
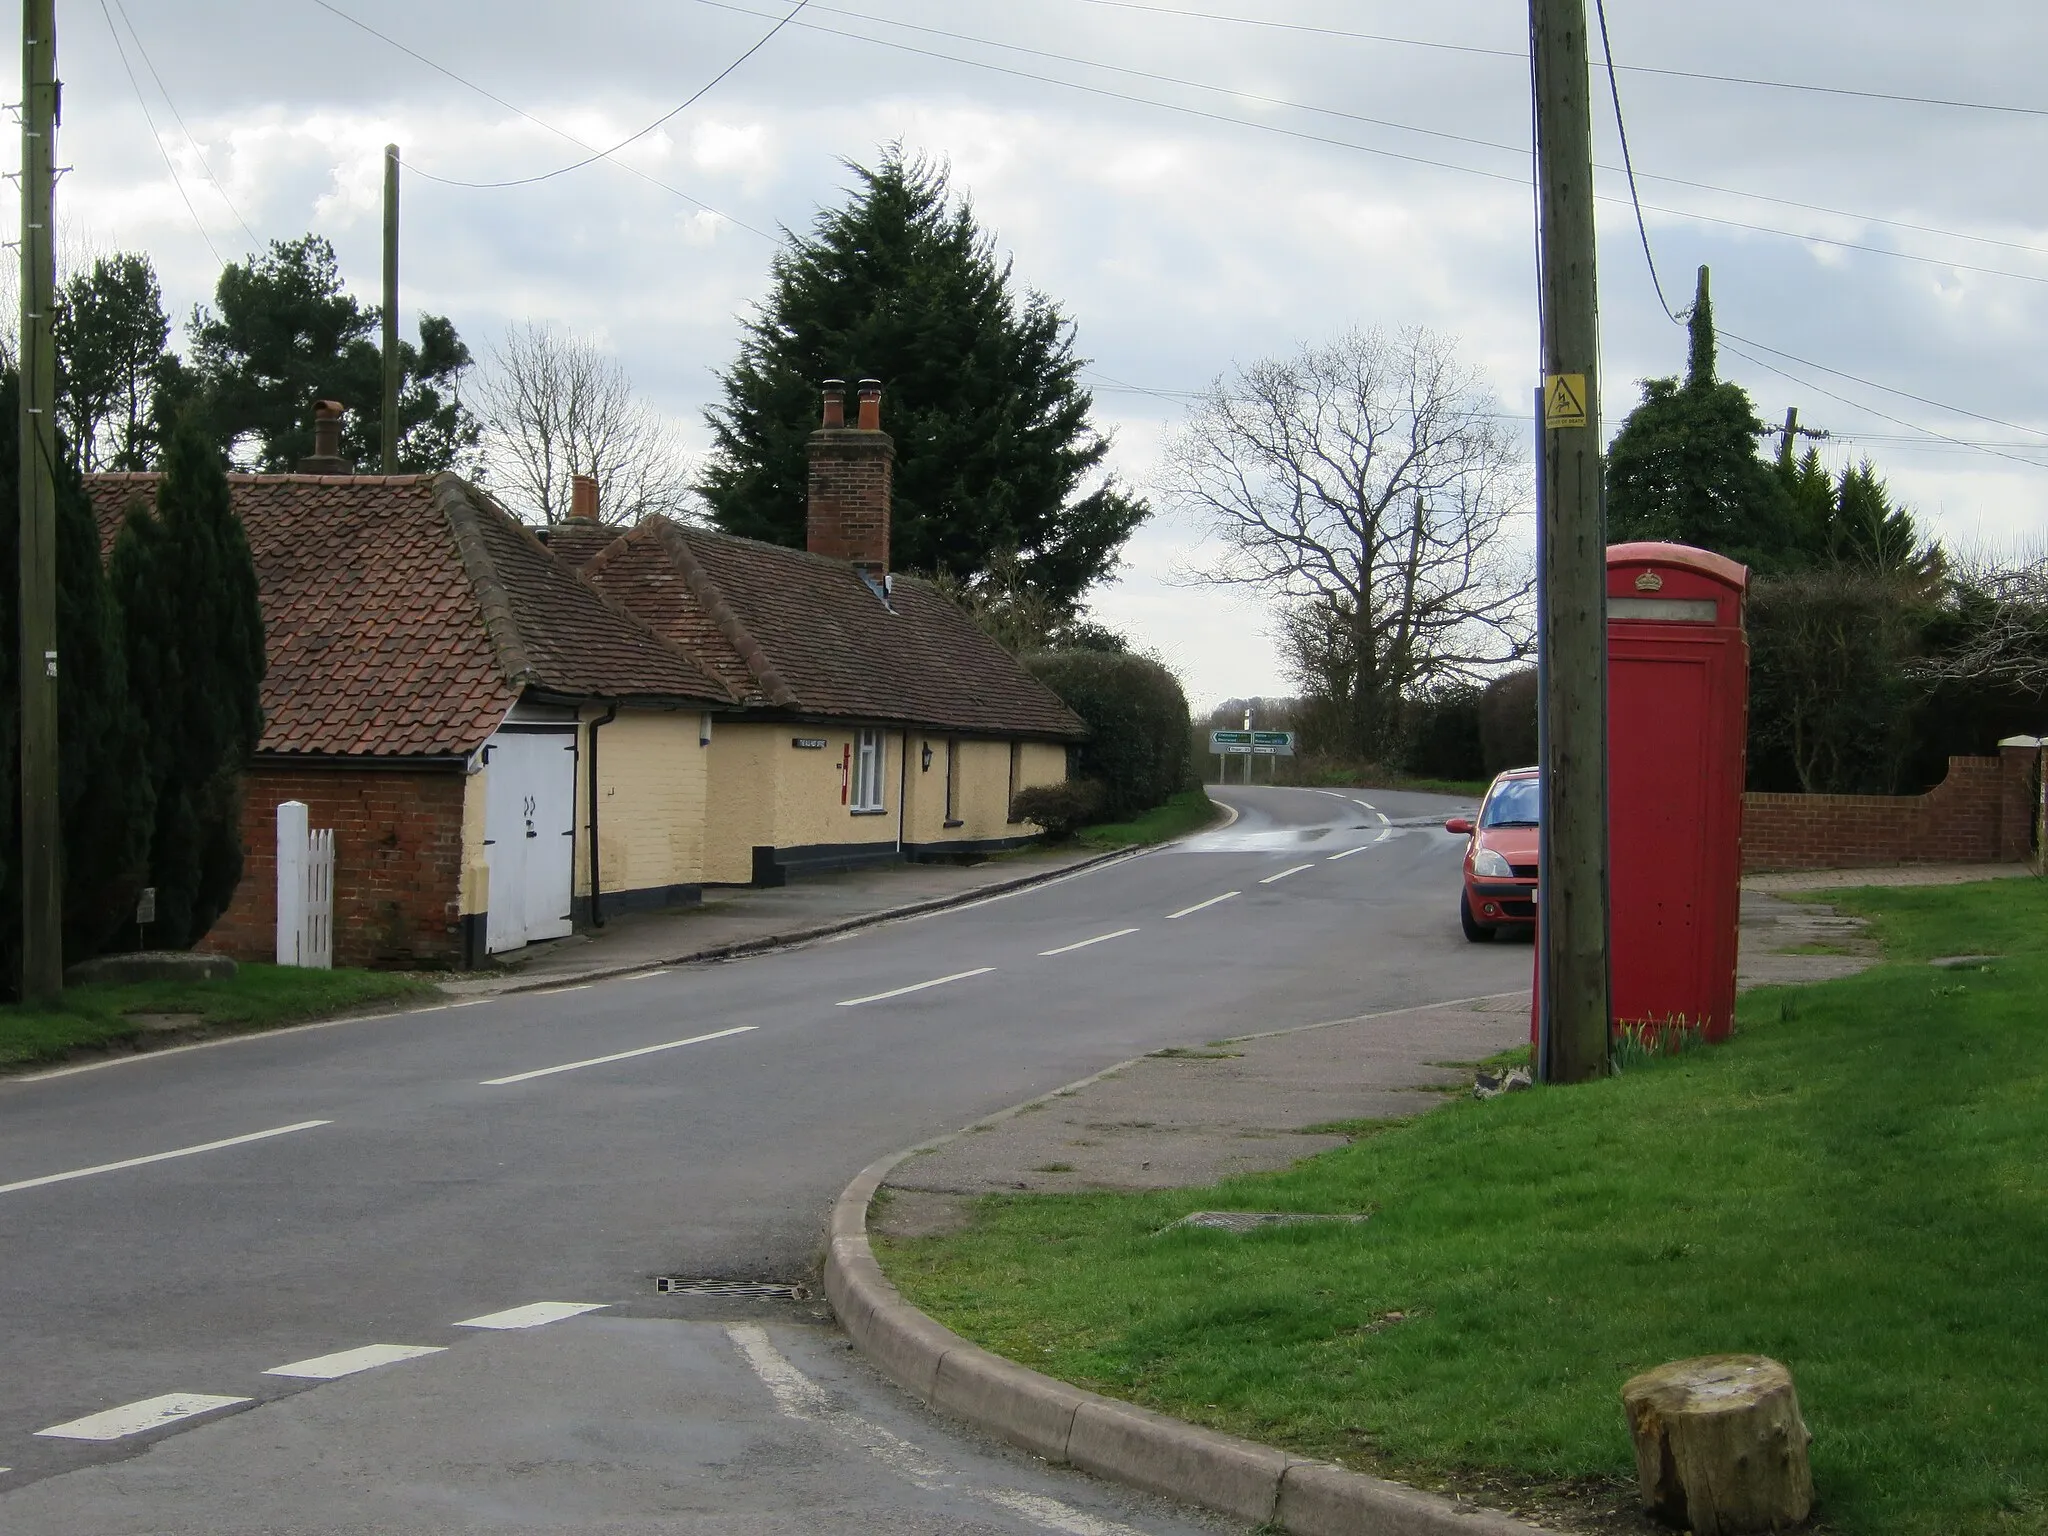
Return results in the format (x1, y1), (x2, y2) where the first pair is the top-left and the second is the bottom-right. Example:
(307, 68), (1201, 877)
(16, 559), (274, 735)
(1479, 777), (1541, 828)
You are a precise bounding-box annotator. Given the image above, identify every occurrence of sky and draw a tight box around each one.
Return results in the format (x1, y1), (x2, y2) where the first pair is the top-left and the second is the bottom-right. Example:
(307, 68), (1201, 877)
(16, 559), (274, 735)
(26, 0), (2048, 708)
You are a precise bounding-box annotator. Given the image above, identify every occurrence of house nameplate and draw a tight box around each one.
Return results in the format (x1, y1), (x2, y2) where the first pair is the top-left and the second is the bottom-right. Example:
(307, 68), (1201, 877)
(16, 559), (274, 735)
(792, 736), (829, 750)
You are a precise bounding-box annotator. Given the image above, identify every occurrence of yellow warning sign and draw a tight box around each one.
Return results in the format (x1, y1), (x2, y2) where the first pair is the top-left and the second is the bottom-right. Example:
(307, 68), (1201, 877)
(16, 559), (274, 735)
(1544, 373), (1588, 429)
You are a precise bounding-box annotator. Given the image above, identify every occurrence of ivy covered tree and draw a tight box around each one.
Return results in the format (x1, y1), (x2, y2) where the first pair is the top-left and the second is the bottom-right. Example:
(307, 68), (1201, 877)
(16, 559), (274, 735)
(1606, 267), (1800, 571)
(107, 417), (267, 949)
(0, 370), (155, 989)
(186, 235), (479, 472)
(701, 148), (1148, 610)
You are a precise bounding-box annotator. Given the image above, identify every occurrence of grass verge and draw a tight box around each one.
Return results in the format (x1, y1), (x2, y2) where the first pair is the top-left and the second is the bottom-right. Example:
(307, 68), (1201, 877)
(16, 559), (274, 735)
(880, 879), (2048, 1535)
(0, 964), (436, 1071)
(1078, 788), (1222, 849)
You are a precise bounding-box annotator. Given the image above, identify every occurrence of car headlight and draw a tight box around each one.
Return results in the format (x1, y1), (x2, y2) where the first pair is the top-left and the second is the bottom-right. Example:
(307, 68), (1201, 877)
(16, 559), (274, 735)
(1471, 848), (1513, 878)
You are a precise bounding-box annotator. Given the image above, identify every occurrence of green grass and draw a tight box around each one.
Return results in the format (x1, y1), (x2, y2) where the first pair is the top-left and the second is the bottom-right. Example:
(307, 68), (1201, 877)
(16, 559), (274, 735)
(881, 879), (2048, 1535)
(1078, 788), (1223, 848)
(0, 963), (436, 1071)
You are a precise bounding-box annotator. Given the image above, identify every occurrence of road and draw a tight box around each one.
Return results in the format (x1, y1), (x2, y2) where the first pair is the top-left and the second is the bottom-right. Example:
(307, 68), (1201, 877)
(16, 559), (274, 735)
(0, 785), (1527, 1533)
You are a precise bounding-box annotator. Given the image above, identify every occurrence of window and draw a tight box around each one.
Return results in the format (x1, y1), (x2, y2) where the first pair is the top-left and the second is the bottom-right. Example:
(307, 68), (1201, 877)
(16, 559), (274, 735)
(852, 728), (886, 812)
(1007, 742), (1024, 821)
(1479, 775), (1542, 828)
(944, 739), (962, 826)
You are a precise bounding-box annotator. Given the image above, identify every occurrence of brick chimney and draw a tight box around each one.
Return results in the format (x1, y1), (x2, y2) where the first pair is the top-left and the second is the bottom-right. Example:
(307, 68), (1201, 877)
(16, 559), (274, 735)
(298, 399), (353, 475)
(806, 377), (892, 586)
(569, 473), (599, 522)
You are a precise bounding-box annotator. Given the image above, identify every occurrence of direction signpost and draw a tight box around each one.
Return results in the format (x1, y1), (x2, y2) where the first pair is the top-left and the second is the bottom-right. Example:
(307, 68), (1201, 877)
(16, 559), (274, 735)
(1210, 729), (1294, 783)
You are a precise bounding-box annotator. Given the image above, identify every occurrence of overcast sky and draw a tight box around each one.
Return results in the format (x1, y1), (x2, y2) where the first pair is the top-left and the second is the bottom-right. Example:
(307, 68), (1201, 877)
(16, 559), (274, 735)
(30, 0), (2048, 707)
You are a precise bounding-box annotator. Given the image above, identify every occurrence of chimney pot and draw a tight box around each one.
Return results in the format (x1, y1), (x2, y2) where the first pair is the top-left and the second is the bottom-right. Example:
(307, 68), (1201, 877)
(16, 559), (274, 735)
(807, 377), (894, 585)
(298, 398), (354, 475)
(569, 473), (600, 523)
(821, 379), (846, 429)
(856, 378), (882, 431)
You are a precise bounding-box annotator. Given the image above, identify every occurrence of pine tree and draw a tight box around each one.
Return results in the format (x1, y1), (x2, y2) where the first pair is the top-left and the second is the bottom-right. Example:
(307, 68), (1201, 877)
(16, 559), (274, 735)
(0, 369), (155, 990)
(1606, 266), (1801, 572)
(701, 148), (1147, 610)
(108, 416), (266, 949)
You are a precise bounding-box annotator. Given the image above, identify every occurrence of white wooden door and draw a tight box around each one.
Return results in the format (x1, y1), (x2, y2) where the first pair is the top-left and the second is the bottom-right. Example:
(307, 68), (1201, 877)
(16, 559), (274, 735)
(483, 730), (577, 953)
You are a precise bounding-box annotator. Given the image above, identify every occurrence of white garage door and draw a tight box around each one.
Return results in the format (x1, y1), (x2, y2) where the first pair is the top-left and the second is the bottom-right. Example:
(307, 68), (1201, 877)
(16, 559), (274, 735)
(483, 729), (578, 954)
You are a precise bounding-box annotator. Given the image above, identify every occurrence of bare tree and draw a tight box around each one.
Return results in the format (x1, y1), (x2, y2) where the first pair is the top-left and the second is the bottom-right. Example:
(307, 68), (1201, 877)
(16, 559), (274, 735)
(1915, 548), (2048, 699)
(1161, 327), (1533, 758)
(475, 322), (695, 525)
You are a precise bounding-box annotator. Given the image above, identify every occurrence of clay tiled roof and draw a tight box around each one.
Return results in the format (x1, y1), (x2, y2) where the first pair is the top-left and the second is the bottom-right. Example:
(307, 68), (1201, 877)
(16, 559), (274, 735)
(585, 517), (1087, 740)
(85, 473), (730, 760)
(536, 520), (624, 572)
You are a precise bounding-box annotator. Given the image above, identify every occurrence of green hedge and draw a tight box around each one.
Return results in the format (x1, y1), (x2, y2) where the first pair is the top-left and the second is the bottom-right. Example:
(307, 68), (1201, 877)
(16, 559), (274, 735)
(1024, 650), (1192, 820)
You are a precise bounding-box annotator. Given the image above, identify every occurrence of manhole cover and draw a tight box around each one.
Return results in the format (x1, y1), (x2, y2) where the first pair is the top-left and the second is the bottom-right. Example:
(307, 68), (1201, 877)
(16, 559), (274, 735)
(655, 1277), (811, 1300)
(1157, 1211), (1369, 1235)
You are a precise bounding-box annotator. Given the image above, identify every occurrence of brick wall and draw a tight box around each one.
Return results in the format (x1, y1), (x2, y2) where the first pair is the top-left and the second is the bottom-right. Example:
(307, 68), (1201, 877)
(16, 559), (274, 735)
(805, 426), (894, 575)
(1741, 747), (2040, 873)
(202, 763), (469, 969)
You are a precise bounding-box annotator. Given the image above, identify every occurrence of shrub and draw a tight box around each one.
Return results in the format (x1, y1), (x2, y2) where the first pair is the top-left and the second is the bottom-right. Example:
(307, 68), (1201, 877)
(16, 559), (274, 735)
(1479, 667), (1539, 773)
(1397, 685), (1484, 780)
(1023, 650), (1192, 819)
(1010, 780), (1108, 840)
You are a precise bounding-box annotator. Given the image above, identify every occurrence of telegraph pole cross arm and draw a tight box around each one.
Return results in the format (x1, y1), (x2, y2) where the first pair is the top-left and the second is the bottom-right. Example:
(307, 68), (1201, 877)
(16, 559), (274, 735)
(1531, 0), (1611, 1083)
(18, 0), (63, 1004)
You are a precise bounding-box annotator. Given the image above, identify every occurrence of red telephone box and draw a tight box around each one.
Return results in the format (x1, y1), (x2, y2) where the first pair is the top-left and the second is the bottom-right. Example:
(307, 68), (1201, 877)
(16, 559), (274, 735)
(1606, 542), (1749, 1042)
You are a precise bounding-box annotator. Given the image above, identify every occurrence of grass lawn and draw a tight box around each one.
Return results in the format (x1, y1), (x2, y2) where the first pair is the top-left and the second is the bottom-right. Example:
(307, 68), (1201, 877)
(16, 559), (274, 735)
(881, 878), (2048, 1535)
(1078, 788), (1222, 849)
(0, 963), (436, 1071)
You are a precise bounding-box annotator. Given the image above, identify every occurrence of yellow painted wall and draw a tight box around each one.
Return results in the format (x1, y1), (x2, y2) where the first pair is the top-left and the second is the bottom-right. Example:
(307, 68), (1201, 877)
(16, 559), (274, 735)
(703, 719), (778, 884)
(903, 735), (1071, 844)
(459, 759), (490, 916)
(573, 707), (708, 897)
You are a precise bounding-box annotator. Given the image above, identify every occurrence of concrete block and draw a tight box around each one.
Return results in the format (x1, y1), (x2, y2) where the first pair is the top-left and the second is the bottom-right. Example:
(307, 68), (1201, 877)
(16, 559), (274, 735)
(822, 1236), (952, 1404)
(1277, 1461), (1550, 1536)
(64, 950), (237, 987)
(1066, 1396), (1287, 1525)
(930, 1343), (1084, 1463)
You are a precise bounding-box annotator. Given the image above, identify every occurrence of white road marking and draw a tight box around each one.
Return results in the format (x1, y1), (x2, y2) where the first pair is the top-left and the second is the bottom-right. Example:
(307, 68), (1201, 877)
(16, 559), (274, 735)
(1326, 846), (1370, 861)
(726, 1325), (1144, 1536)
(532, 983), (592, 996)
(1165, 890), (1239, 919)
(1378, 827), (1397, 843)
(36, 1394), (249, 1442)
(836, 967), (995, 1008)
(1259, 863), (1316, 884)
(455, 1302), (609, 1330)
(481, 1026), (755, 1085)
(1376, 810), (1391, 824)
(618, 969), (671, 981)
(1352, 797), (1377, 811)
(264, 1343), (446, 1379)
(0, 1120), (331, 1198)
(448, 998), (490, 1008)
(1037, 927), (1138, 957)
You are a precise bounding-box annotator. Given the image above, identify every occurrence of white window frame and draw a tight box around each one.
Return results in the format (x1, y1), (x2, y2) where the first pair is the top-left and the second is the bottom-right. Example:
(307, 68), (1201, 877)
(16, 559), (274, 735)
(851, 728), (886, 813)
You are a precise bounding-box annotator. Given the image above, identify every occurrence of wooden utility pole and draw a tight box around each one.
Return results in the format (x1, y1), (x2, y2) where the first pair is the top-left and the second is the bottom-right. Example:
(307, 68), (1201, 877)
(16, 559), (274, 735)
(1531, 0), (1610, 1082)
(17, 0), (62, 1004)
(381, 143), (400, 473)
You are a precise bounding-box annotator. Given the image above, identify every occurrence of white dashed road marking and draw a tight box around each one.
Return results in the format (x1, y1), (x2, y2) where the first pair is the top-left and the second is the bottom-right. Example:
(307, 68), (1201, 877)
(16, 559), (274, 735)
(1351, 798), (1377, 811)
(36, 1394), (250, 1442)
(1164, 890), (1238, 919)
(264, 1343), (446, 1379)
(1038, 927), (1138, 957)
(481, 1026), (755, 1085)
(532, 983), (592, 996)
(1326, 846), (1370, 861)
(837, 968), (996, 1007)
(456, 1302), (609, 1330)
(1259, 863), (1316, 884)
(726, 1325), (1146, 1536)
(0, 1120), (331, 1198)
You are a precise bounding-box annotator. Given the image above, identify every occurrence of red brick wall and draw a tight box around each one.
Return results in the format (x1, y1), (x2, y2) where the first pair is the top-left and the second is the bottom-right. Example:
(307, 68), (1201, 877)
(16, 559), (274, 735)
(805, 427), (894, 575)
(201, 764), (468, 969)
(1741, 748), (2039, 873)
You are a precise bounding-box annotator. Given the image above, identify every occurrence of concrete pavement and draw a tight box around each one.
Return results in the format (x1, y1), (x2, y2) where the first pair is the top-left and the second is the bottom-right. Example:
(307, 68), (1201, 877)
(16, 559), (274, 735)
(0, 783), (1518, 1532)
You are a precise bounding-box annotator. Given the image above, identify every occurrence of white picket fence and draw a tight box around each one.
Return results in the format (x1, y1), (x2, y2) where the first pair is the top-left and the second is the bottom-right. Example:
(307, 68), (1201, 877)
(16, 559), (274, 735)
(275, 800), (335, 969)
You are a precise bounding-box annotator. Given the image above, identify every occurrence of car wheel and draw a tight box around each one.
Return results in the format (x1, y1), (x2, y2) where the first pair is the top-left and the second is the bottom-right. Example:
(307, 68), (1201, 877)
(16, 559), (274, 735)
(1460, 893), (1496, 943)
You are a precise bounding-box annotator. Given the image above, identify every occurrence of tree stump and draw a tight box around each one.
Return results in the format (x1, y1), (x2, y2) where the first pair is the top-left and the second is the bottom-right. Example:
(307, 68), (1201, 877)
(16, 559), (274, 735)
(1621, 1354), (1813, 1534)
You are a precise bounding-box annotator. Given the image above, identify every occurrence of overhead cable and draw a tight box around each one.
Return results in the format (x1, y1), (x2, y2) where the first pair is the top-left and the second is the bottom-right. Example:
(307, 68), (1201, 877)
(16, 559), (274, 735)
(94, 0), (223, 264)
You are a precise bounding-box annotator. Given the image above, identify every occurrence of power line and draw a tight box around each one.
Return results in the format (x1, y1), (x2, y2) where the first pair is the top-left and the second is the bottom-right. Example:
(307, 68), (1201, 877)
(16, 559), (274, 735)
(691, 0), (2048, 288)
(1592, 0), (1679, 322)
(109, 0), (260, 249)
(94, 0), (223, 265)
(1719, 327), (2048, 444)
(1060, 0), (2048, 119)
(401, 0), (811, 191)
(305, 0), (776, 239)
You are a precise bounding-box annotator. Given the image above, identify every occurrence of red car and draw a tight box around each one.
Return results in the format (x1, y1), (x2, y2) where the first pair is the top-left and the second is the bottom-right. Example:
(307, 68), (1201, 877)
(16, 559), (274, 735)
(1445, 767), (1540, 941)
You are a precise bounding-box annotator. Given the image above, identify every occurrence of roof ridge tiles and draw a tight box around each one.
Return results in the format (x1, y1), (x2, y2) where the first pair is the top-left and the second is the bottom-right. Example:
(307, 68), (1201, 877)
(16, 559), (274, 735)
(433, 474), (539, 687)
(650, 516), (798, 707)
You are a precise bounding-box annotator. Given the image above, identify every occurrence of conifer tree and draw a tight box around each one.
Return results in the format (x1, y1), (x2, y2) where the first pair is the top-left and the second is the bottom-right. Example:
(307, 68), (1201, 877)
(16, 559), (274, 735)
(108, 416), (266, 949)
(0, 370), (155, 989)
(701, 148), (1147, 610)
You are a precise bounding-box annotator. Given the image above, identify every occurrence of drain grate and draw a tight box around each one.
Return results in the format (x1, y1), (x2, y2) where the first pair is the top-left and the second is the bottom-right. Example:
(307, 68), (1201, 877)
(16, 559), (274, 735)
(1158, 1211), (1369, 1235)
(655, 1277), (811, 1300)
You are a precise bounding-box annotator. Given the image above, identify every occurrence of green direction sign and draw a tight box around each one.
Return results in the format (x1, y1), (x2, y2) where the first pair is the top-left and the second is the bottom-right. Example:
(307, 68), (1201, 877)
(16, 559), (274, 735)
(1251, 730), (1295, 757)
(1210, 730), (1253, 755)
